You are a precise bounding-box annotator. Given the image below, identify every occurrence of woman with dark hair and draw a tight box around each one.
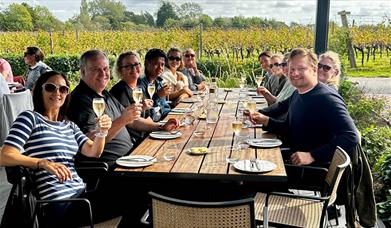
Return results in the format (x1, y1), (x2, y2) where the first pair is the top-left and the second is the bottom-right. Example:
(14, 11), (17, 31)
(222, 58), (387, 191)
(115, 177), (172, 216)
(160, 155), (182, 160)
(161, 47), (192, 104)
(0, 70), (112, 226)
(24, 46), (52, 90)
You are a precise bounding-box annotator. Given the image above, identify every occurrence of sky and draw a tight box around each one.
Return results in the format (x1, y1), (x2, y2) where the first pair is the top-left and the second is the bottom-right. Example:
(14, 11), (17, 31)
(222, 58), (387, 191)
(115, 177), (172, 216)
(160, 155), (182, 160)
(1, 0), (390, 25)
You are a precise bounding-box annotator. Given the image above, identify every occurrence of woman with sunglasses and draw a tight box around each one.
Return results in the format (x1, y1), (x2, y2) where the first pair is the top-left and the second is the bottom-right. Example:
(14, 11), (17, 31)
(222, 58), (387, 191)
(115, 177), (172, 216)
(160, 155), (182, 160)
(318, 51), (341, 91)
(180, 48), (206, 91)
(257, 54), (291, 105)
(0, 71), (112, 227)
(161, 47), (193, 104)
(23, 46), (52, 90)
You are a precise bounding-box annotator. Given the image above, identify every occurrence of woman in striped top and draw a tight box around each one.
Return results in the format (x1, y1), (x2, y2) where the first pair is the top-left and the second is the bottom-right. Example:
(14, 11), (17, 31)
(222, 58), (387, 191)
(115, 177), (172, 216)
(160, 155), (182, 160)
(0, 71), (112, 226)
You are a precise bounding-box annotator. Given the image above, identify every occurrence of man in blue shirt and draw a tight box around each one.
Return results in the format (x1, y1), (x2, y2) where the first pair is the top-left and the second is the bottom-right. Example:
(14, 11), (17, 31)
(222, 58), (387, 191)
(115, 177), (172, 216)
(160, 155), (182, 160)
(138, 48), (171, 120)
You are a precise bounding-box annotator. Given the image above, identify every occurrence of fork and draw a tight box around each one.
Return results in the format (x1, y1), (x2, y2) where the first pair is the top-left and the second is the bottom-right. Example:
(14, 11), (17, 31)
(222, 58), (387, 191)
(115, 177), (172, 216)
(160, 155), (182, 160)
(251, 158), (261, 171)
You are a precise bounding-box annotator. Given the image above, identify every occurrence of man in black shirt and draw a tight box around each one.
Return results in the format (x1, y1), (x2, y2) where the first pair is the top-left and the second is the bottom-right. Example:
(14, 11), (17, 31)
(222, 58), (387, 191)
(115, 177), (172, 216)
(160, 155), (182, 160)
(250, 48), (359, 165)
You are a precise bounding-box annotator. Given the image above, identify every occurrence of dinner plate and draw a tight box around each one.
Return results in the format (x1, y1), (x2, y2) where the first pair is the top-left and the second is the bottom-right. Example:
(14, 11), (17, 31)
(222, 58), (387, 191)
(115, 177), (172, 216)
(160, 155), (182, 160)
(186, 147), (209, 155)
(247, 138), (282, 148)
(170, 108), (191, 113)
(224, 88), (233, 92)
(150, 131), (182, 139)
(233, 159), (277, 173)
(116, 155), (157, 168)
(247, 92), (258, 96)
(180, 98), (196, 103)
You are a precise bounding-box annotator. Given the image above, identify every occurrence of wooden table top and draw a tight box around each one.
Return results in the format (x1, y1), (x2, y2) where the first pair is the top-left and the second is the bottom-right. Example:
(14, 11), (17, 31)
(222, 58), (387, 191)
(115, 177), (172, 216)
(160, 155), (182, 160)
(114, 89), (287, 184)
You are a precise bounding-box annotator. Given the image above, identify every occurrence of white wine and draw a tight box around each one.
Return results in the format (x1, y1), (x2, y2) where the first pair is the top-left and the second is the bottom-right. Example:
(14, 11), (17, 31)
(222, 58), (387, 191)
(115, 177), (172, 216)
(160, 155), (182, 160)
(232, 121), (243, 135)
(247, 101), (256, 112)
(133, 90), (143, 103)
(147, 85), (155, 98)
(92, 100), (105, 117)
(256, 76), (264, 86)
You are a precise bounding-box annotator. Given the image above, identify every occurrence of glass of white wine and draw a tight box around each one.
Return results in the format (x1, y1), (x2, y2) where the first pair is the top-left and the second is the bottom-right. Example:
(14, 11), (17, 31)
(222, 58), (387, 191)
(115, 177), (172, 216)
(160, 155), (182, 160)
(256, 76), (264, 87)
(147, 83), (155, 99)
(247, 100), (257, 112)
(92, 98), (107, 137)
(132, 87), (143, 104)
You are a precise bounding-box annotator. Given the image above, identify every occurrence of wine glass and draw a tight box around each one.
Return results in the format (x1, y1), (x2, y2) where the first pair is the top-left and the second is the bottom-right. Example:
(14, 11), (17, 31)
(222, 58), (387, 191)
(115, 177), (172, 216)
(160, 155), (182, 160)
(92, 98), (107, 137)
(231, 116), (243, 151)
(256, 75), (264, 87)
(147, 83), (155, 99)
(163, 142), (179, 161)
(246, 100), (257, 112)
(132, 87), (143, 104)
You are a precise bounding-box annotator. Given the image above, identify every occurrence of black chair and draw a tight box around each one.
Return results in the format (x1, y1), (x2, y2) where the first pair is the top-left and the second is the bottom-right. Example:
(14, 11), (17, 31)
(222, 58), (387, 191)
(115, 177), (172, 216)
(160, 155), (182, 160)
(254, 146), (351, 228)
(141, 191), (256, 228)
(1, 161), (109, 228)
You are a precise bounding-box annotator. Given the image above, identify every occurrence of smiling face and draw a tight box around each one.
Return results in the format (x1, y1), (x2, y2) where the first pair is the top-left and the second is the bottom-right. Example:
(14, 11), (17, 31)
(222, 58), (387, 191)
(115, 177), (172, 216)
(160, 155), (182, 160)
(183, 49), (196, 68)
(119, 55), (141, 83)
(167, 50), (182, 70)
(81, 54), (110, 94)
(288, 55), (318, 92)
(270, 57), (283, 75)
(145, 57), (165, 79)
(42, 74), (69, 112)
(259, 55), (271, 71)
(317, 57), (338, 84)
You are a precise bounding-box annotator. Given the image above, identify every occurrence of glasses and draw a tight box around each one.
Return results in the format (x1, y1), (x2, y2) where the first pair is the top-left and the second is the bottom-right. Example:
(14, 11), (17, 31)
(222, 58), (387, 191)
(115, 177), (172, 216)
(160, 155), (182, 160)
(318, 63), (332, 72)
(281, 62), (288, 67)
(42, 83), (69, 94)
(120, 62), (140, 70)
(184, 54), (196, 58)
(24, 52), (31, 57)
(168, 56), (181, 61)
(269, 62), (282, 68)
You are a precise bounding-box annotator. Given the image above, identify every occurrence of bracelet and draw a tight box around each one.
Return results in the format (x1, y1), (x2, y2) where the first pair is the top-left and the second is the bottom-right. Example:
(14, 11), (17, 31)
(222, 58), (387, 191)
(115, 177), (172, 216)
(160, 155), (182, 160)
(36, 159), (44, 169)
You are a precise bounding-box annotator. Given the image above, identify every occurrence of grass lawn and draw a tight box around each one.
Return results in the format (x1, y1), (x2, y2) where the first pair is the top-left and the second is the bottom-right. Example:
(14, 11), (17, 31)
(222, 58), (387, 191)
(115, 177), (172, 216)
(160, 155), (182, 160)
(344, 55), (391, 78)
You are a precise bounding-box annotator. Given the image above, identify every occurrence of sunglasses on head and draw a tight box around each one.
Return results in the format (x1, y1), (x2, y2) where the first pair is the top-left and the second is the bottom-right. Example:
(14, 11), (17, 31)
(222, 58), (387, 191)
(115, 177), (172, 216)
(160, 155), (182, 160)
(317, 63), (332, 72)
(120, 62), (140, 70)
(184, 54), (196, 58)
(269, 63), (282, 68)
(42, 83), (69, 94)
(168, 56), (181, 61)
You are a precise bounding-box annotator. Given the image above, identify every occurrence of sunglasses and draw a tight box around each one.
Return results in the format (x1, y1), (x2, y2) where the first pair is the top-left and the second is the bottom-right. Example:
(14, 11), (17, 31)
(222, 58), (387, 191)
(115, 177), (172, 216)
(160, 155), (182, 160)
(42, 83), (69, 94)
(168, 56), (181, 61)
(269, 63), (282, 68)
(281, 62), (288, 67)
(184, 54), (196, 58)
(317, 63), (332, 72)
(120, 62), (141, 70)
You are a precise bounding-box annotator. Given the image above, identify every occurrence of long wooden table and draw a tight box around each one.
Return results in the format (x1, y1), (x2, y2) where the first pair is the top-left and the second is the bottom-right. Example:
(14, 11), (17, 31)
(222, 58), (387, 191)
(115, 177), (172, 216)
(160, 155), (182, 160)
(113, 89), (287, 188)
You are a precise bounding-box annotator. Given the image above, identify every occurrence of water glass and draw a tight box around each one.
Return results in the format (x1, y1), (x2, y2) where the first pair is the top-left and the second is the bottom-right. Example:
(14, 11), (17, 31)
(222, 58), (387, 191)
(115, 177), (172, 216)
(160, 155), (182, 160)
(194, 121), (206, 137)
(226, 146), (240, 164)
(163, 143), (178, 161)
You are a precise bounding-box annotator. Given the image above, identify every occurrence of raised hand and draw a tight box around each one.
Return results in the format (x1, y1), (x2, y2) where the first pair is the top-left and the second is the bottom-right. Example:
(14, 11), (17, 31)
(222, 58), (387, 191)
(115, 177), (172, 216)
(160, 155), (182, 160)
(122, 103), (142, 123)
(97, 114), (112, 133)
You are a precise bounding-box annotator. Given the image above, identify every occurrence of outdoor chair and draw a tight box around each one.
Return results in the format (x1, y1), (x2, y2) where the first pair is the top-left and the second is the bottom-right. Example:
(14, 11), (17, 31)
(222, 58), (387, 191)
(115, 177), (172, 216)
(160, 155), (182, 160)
(0, 162), (121, 228)
(0, 89), (33, 144)
(141, 191), (256, 228)
(254, 146), (351, 228)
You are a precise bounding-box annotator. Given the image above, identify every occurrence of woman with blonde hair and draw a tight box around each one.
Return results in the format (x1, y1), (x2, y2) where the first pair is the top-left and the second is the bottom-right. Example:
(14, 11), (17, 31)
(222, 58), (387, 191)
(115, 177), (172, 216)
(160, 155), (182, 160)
(318, 51), (341, 90)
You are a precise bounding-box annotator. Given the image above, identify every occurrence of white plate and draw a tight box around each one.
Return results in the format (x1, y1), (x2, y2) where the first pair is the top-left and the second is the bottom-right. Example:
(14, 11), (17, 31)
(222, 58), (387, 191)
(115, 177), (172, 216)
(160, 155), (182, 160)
(186, 148), (209, 155)
(248, 124), (263, 128)
(150, 131), (182, 139)
(116, 155), (157, 168)
(170, 108), (191, 113)
(247, 138), (282, 148)
(180, 98), (196, 103)
(234, 159), (277, 173)
(247, 92), (258, 96)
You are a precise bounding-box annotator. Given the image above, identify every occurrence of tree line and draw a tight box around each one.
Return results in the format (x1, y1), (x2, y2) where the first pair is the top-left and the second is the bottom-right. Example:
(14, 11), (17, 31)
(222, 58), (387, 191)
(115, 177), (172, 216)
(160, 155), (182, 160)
(0, 0), (288, 32)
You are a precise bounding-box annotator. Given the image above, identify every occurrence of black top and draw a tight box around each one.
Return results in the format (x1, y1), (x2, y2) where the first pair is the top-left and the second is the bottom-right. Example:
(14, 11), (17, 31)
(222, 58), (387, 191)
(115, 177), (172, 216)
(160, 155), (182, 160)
(110, 80), (135, 107)
(275, 75), (287, 96)
(67, 80), (134, 163)
(264, 82), (359, 163)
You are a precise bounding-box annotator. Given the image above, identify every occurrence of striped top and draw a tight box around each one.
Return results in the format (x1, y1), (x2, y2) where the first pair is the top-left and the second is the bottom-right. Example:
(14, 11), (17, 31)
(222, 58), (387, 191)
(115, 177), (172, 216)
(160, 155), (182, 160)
(4, 110), (88, 200)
